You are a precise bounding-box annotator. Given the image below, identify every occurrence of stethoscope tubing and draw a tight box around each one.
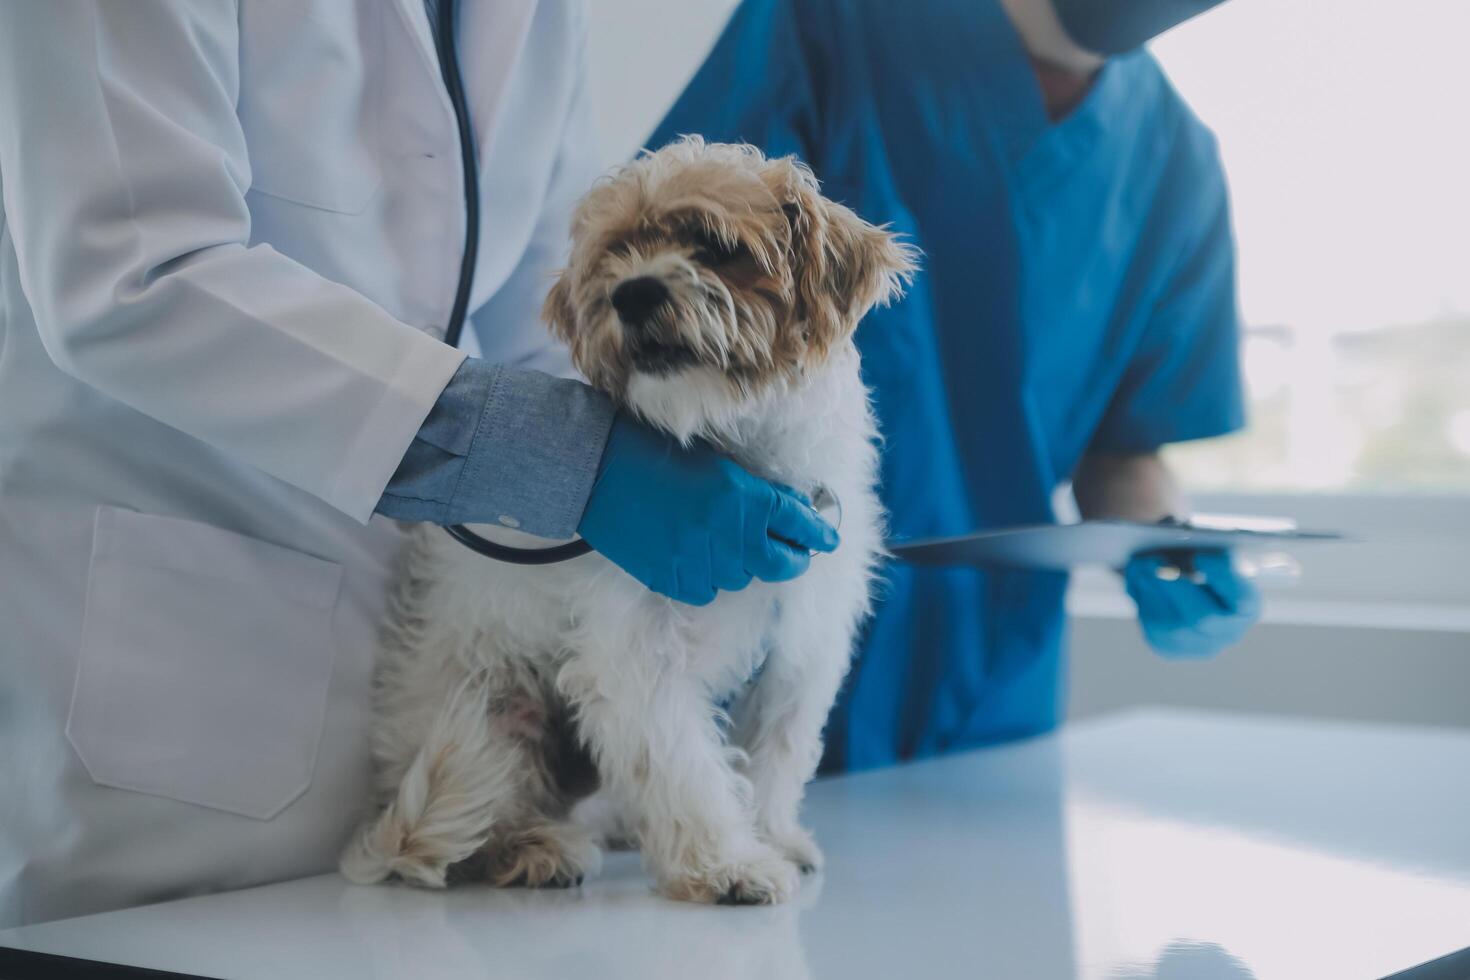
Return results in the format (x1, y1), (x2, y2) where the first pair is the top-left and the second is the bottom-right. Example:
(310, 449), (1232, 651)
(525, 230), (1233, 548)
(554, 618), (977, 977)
(434, 0), (593, 565)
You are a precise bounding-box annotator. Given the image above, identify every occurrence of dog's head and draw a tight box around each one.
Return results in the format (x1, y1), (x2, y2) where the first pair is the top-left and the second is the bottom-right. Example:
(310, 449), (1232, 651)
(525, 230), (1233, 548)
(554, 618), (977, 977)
(544, 137), (916, 439)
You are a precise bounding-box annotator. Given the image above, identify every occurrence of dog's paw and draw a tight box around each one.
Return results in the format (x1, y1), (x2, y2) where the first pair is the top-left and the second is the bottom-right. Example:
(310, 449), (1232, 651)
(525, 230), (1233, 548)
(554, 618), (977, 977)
(661, 848), (800, 906)
(485, 823), (603, 889)
(767, 826), (824, 875)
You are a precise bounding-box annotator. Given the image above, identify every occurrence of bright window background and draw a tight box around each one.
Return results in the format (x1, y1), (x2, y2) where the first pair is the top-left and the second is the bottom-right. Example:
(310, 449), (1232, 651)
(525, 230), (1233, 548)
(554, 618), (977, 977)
(1152, 0), (1470, 493)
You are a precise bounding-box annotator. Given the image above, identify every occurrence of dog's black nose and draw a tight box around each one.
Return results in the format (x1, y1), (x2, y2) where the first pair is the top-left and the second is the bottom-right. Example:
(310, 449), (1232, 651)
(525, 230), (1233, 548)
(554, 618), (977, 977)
(610, 276), (670, 325)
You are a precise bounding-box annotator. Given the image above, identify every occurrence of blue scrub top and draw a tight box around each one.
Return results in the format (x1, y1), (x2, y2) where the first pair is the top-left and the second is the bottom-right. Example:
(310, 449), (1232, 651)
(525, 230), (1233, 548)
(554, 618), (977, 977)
(650, 0), (1245, 772)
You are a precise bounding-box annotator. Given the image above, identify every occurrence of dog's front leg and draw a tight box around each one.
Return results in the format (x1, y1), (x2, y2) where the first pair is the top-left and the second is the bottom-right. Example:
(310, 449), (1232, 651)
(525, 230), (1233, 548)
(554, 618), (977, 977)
(560, 656), (798, 905)
(732, 595), (857, 875)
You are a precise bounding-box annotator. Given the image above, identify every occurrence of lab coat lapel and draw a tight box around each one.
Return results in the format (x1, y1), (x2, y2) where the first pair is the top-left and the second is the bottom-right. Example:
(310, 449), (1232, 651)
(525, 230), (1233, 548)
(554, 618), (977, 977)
(459, 0), (540, 162)
(386, 0), (455, 120)
(386, 0), (540, 166)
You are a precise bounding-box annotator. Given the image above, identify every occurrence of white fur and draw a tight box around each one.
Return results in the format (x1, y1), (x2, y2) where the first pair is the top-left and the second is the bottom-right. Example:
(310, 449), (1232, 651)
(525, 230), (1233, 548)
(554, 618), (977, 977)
(343, 137), (910, 905)
(343, 345), (881, 904)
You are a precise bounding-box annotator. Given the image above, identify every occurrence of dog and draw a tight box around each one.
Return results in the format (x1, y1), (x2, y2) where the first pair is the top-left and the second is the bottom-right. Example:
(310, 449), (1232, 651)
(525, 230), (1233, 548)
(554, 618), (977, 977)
(340, 137), (916, 905)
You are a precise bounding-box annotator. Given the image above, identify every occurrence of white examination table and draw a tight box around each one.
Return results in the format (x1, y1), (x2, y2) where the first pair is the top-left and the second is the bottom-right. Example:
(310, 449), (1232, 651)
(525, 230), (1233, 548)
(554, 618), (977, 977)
(3, 709), (1468, 979)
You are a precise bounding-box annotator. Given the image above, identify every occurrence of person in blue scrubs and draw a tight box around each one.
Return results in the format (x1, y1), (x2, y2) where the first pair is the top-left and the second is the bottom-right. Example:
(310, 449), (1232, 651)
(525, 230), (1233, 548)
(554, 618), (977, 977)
(650, 0), (1261, 772)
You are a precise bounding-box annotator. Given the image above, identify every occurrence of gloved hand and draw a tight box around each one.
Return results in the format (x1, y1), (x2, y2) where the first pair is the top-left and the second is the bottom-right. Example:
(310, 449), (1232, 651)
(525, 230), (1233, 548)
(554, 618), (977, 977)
(577, 415), (839, 605)
(1123, 550), (1261, 659)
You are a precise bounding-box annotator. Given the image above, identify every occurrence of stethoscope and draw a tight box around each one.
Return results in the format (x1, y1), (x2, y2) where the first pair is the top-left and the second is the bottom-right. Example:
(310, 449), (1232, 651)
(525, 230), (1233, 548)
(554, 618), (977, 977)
(430, 1), (839, 565)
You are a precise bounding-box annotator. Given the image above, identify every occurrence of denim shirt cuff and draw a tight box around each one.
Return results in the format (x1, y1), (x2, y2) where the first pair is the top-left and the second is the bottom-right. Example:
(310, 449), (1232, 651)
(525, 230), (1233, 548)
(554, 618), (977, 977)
(376, 357), (615, 538)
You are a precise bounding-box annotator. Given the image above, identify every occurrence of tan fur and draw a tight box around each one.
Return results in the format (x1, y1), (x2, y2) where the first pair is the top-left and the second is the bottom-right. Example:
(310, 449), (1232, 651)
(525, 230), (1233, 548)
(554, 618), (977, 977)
(544, 137), (917, 411)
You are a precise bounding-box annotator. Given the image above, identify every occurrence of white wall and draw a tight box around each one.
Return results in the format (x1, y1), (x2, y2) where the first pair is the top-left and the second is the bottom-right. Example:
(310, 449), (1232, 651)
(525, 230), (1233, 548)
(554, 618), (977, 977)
(1067, 496), (1470, 728)
(1068, 493), (1470, 728)
(580, 2), (1470, 732)
(1069, 617), (1470, 730)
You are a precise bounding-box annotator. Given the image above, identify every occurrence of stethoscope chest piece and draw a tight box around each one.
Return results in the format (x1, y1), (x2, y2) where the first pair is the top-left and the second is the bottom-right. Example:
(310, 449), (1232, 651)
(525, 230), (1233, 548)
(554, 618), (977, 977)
(812, 483), (842, 536)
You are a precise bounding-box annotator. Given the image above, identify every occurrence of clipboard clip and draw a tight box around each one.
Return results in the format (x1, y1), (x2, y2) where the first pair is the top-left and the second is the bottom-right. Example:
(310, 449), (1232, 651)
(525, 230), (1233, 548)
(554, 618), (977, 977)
(1151, 531), (1302, 586)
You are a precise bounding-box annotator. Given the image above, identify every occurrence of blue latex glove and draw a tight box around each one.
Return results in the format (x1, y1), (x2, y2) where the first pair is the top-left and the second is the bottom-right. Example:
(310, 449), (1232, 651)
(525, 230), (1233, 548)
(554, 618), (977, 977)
(1123, 550), (1262, 659)
(577, 415), (839, 606)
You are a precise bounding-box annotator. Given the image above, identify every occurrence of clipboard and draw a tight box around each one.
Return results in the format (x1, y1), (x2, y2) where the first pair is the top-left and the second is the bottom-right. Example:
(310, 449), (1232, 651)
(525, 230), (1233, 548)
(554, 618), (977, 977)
(887, 515), (1346, 572)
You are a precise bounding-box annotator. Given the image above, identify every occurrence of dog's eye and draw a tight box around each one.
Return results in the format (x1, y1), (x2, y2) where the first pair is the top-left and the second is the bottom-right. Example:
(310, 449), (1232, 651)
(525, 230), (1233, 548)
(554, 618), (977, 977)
(692, 229), (744, 265)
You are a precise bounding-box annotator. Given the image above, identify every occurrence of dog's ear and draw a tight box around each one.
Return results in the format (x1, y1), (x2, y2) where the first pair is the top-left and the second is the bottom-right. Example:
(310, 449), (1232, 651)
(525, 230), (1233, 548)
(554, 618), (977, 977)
(766, 157), (917, 361)
(541, 271), (577, 346)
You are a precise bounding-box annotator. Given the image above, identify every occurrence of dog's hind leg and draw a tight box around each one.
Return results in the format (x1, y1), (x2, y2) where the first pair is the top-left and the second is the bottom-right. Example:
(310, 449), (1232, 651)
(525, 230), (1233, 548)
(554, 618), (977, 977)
(469, 693), (604, 889)
(477, 819), (603, 889)
(340, 671), (524, 888)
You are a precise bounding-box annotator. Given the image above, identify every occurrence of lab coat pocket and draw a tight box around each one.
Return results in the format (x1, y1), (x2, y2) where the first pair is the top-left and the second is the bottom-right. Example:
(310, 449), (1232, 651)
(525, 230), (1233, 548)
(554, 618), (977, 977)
(67, 507), (343, 820)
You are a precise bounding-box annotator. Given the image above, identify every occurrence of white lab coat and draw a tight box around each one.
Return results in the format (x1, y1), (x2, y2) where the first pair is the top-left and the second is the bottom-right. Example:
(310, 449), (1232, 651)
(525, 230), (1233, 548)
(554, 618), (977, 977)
(0, 0), (599, 926)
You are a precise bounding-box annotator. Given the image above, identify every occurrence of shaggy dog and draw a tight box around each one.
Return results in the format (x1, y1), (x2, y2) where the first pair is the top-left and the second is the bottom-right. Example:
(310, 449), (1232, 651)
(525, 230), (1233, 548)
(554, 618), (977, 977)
(341, 138), (915, 905)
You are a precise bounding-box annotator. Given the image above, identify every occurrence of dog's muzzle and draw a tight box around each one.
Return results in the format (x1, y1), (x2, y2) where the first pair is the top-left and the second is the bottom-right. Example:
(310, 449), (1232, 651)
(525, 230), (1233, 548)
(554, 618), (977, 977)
(611, 276), (699, 375)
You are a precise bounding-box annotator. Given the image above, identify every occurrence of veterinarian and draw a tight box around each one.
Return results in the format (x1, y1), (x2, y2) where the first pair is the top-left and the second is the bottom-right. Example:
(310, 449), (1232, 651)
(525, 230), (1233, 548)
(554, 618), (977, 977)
(651, 0), (1263, 772)
(0, 1), (837, 926)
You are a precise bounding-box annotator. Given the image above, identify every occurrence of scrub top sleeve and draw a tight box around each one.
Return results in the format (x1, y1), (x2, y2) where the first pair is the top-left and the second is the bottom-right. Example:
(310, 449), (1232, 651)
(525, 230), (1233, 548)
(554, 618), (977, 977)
(1053, 0), (1229, 56)
(1090, 170), (1247, 453)
(0, 2), (463, 524)
(647, 0), (820, 163)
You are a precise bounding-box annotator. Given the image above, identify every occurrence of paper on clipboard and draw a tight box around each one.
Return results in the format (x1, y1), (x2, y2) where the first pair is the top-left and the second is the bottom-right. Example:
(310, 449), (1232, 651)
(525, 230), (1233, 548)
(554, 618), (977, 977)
(887, 514), (1346, 572)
